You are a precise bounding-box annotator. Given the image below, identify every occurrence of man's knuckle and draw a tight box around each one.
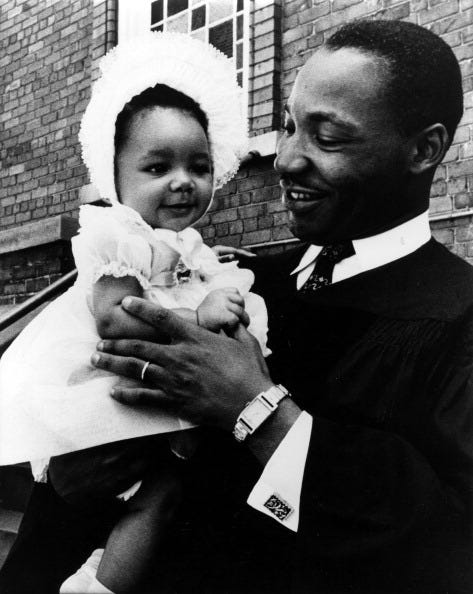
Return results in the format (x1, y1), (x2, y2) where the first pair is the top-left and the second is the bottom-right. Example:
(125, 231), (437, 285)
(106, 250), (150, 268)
(153, 308), (169, 323)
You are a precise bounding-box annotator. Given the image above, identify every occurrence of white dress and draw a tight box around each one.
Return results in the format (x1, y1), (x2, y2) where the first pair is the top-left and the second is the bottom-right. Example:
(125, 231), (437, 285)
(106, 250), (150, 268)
(0, 204), (269, 473)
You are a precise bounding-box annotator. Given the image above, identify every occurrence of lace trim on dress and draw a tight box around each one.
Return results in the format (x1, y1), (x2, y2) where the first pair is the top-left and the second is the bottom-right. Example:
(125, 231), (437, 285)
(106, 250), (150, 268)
(92, 264), (152, 290)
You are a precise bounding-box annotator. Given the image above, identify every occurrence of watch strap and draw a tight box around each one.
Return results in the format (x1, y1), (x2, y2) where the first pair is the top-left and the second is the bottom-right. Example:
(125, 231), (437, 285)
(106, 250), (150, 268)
(232, 384), (290, 442)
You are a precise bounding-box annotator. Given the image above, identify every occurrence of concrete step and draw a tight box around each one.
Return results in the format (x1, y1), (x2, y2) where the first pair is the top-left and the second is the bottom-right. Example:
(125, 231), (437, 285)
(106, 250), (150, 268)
(0, 463), (32, 570)
(0, 463), (32, 512)
(0, 508), (22, 570)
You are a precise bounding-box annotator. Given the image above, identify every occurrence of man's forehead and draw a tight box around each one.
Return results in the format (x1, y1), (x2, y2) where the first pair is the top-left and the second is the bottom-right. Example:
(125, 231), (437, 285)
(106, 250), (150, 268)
(289, 47), (387, 110)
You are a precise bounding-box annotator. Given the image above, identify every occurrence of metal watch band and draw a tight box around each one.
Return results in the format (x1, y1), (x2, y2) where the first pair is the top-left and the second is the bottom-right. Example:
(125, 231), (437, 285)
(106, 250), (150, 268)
(232, 384), (290, 443)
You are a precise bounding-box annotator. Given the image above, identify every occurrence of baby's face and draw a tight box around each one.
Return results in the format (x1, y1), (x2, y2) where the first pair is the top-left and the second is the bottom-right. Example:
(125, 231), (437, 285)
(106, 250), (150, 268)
(115, 106), (213, 231)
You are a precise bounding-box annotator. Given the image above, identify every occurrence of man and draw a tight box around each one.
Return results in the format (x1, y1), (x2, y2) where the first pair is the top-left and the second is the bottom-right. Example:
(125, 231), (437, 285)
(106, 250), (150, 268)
(3, 19), (473, 594)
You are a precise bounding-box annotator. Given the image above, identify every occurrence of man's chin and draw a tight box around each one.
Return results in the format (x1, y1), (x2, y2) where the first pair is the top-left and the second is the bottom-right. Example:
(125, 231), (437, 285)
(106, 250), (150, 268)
(288, 219), (325, 245)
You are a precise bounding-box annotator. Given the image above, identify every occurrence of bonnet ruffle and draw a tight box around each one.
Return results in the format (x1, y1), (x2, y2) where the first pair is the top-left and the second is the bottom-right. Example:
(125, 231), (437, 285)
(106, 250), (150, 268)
(79, 32), (248, 201)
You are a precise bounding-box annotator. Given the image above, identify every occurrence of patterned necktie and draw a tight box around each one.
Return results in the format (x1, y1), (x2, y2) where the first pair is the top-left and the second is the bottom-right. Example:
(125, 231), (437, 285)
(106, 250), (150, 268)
(301, 242), (355, 292)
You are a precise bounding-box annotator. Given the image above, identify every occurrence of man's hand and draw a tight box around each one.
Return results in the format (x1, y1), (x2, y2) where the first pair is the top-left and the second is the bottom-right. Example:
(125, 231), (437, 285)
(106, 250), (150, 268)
(197, 288), (250, 332)
(91, 297), (273, 432)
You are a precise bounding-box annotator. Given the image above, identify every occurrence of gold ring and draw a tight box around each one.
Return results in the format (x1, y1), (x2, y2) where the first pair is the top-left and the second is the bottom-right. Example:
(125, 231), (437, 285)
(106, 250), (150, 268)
(141, 361), (150, 381)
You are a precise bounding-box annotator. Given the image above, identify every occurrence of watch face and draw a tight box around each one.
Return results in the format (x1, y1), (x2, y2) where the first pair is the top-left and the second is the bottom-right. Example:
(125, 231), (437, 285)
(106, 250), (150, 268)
(241, 399), (270, 427)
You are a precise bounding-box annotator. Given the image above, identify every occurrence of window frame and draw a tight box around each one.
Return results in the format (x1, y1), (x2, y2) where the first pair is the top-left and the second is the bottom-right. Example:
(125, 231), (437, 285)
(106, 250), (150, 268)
(117, 0), (251, 117)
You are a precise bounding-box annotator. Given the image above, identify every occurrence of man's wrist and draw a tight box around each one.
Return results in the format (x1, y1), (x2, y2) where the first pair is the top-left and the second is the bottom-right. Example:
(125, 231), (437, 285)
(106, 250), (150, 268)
(247, 398), (303, 466)
(232, 385), (290, 443)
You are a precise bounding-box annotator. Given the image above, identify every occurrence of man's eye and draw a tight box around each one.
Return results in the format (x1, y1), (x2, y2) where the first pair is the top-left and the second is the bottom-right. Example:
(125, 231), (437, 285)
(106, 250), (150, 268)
(316, 135), (345, 148)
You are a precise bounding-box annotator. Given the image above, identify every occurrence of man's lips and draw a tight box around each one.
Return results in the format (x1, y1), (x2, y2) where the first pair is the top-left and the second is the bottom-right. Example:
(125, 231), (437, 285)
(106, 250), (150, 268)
(282, 185), (329, 212)
(280, 183), (328, 202)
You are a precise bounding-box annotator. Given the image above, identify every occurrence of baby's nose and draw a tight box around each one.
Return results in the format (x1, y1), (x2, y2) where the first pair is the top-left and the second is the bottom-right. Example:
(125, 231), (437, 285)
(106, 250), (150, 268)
(169, 172), (193, 192)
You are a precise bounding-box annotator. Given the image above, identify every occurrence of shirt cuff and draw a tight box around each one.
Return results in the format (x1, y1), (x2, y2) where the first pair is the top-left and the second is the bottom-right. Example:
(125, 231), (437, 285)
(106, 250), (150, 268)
(247, 411), (313, 532)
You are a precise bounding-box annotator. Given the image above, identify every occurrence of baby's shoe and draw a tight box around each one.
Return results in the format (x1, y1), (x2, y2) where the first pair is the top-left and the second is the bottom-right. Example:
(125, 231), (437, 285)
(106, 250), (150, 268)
(59, 549), (113, 593)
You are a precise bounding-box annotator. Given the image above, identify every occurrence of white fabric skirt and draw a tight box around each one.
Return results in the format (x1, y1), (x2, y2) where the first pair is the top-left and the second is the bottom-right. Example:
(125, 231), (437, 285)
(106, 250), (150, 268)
(0, 285), (193, 466)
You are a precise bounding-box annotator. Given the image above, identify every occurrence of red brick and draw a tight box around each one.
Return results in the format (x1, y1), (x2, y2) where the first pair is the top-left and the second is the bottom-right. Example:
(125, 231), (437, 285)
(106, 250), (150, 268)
(419, 0), (459, 25)
(298, 2), (330, 25)
(254, 5), (276, 24)
(284, 1), (311, 18)
(210, 208), (238, 224)
(282, 24), (312, 45)
(430, 196), (453, 214)
(432, 227), (454, 245)
(244, 218), (258, 232)
(229, 220), (244, 235)
(272, 225), (294, 241)
(454, 192), (473, 208)
(243, 229), (271, 245)
(429, 8), (473, 35)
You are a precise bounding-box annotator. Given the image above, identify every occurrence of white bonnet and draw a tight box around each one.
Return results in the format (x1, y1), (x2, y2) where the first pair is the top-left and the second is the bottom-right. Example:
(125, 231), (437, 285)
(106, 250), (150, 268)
(79, 32), (248, 201)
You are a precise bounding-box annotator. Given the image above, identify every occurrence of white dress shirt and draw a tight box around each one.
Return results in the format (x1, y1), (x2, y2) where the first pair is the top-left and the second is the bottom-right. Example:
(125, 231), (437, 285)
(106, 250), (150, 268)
(247, 211), (431, 531)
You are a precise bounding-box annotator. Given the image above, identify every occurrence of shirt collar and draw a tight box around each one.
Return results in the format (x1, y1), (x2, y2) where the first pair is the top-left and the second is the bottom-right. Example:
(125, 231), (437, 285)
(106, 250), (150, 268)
(291, 211), (431, 276)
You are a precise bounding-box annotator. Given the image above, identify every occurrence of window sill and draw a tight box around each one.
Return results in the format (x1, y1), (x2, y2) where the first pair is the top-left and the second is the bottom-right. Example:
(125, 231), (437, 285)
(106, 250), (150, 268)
(0, 215), (78, 255)
(248, 130), (281, 157)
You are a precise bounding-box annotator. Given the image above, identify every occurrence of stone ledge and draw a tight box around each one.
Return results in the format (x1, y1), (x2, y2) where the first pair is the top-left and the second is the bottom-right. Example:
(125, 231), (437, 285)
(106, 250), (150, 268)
(248, 130), (281, 157)
(0, 215), (78, 256)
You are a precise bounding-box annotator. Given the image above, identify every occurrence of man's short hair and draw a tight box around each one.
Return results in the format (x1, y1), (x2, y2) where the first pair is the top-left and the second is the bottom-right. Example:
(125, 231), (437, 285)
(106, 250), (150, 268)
(326, 19), (463, 146)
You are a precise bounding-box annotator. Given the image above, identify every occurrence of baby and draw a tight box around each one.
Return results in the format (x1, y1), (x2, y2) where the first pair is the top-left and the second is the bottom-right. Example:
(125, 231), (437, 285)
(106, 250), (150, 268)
(0, 33), (268, 594)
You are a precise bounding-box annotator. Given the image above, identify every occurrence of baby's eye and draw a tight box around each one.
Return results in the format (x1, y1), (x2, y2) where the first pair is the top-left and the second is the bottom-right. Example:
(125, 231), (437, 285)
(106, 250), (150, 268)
(147, 163), (169, 174)
(192, 162), (211, 175)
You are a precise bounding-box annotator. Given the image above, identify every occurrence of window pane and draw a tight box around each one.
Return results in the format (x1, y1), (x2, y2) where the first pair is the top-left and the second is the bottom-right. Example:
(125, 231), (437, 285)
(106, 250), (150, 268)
(209, 0), (232, 23)
(237, 71), (243, 87)
(191, 29), (206, 42)
(209, 20), (233, 57)
(236, 43), (243, 69)
(168, 0), (188, 17)
(191, 5), (205, 30)
(151, 0), (163, 24)
(167, 11), (188, 32)
(236, 14), (243, 39)
(237, 0), (244, 11)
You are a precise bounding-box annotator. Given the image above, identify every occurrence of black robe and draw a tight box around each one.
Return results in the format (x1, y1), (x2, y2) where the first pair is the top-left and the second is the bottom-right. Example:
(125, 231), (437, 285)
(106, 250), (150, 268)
(2, 238), (473, 593)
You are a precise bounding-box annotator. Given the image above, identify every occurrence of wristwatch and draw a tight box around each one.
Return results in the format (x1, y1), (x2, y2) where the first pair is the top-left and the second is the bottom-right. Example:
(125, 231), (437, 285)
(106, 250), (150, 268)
(232, 384), (290, 443)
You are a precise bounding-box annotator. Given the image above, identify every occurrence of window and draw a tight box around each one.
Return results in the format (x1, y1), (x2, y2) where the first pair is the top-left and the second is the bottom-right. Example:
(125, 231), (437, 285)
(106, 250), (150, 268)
(118, 0), (250, 113)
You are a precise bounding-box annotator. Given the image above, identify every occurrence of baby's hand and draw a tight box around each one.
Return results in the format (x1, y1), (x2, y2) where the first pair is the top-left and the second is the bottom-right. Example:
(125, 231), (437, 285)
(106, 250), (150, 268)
(197, 288), (250, 332)
(212, 245), (255, 262)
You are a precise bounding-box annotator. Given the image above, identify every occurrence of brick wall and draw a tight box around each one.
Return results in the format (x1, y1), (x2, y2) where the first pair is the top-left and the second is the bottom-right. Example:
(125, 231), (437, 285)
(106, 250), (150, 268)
(0, 0), (117, 301)
(0, 0), (94, 229)
(197, 157), (289, 249)
(0, 0), (118, 230)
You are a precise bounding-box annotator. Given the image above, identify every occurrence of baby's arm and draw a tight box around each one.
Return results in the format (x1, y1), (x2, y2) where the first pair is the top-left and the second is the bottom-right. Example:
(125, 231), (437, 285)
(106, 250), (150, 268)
(94, 276), (248, 339)
(94, 275), (200, 340)
(93, 275), (160, 340)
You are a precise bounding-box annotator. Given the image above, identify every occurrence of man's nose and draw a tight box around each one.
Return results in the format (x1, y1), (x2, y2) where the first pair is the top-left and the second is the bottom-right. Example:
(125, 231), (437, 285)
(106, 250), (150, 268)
(274, 136), (309, 174)
(169, 170), (193, 192)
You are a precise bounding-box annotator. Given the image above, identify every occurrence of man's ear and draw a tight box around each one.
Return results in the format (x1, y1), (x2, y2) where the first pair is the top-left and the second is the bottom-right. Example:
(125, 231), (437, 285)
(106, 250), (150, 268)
(408, 123), (449, 175)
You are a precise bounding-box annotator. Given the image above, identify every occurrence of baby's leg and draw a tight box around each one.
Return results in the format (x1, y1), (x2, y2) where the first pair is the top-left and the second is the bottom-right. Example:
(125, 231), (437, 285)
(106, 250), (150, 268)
(96, 464), (183, 594)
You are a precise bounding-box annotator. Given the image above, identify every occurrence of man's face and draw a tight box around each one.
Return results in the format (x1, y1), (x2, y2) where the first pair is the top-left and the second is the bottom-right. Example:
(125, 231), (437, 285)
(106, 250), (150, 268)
(275, 47), (414, 245)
